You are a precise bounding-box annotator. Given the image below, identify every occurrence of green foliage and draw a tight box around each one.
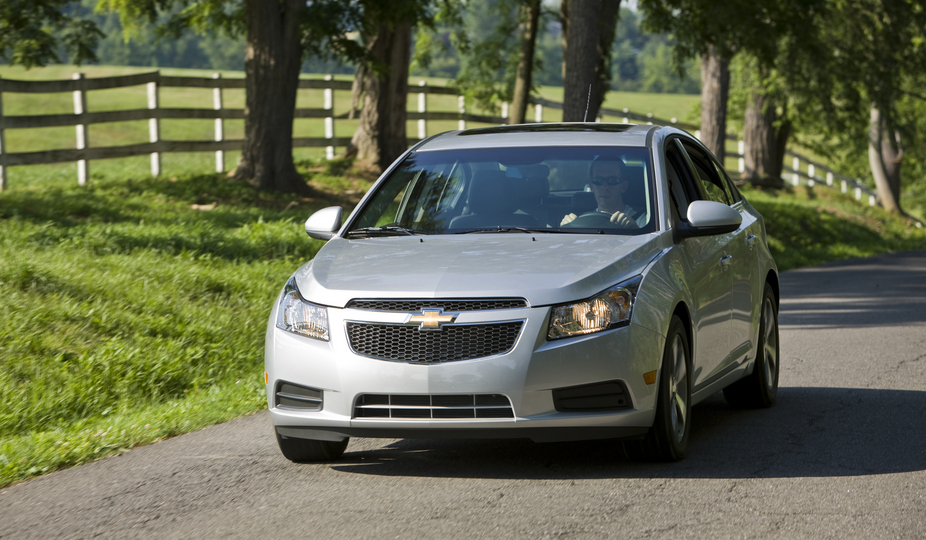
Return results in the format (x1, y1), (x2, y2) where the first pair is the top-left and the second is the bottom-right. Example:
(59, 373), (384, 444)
(0, 0), (104, 67)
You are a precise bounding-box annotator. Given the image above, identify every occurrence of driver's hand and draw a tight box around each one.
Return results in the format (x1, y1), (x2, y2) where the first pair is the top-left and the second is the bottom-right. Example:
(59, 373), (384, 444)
(560, 213), (577, 226)
(610, 211), (638, 228)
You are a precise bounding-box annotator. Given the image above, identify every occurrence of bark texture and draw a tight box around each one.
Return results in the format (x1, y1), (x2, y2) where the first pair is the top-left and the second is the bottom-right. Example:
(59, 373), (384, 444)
(509, 0), (541, 125)
(234, 0), (309, 194)
(561, 0), (620, 122)
(348, 23), (412, 173)
(743, 90), (789, 188)
(868, 104), (903, 214)
(699, 45), (730, 161)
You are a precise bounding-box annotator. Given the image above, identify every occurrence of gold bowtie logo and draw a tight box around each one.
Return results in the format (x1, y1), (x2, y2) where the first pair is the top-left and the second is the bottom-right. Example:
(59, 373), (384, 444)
(407, 309), (457, 330)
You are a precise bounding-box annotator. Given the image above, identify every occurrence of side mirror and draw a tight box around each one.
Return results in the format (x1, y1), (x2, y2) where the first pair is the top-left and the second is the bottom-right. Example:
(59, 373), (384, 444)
(676, 200), (741, 239)
(304, 206), (343, 240)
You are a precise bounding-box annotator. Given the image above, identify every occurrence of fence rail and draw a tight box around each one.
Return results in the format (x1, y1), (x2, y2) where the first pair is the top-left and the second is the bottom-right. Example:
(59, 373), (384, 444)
(0, 71), (877, 206)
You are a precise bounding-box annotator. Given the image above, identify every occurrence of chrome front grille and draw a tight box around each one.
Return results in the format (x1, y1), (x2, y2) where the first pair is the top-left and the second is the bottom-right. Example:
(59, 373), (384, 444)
(346, 321), (523, 363)
(346, 298), (527, 312)
(355, 394), (514, 419)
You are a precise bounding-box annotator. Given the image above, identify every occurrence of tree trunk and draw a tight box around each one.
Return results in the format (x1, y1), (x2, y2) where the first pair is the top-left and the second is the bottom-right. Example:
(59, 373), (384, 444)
(348, 23), (412, 173)
(510, 0), (541, 125)
(699, 45), (730, 161)
(868, 104), (903, 214)
(592, 0), (621, 115)
(743, 89), (789, 188)
(234, 0), (309, 195)
(562, 0), (619, 122)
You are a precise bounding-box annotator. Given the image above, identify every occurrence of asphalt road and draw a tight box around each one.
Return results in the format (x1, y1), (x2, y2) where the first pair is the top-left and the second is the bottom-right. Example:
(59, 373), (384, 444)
(2, 251), (925, 539)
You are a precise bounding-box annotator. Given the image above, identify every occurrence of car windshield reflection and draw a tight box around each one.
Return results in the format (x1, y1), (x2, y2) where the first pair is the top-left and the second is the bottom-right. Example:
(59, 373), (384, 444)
(347, 146), (657, 236)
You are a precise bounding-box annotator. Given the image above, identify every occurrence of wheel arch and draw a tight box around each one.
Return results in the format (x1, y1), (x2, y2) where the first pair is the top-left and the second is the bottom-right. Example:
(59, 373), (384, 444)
(671, 301), (693, 361)
(765, 269), (780, 307)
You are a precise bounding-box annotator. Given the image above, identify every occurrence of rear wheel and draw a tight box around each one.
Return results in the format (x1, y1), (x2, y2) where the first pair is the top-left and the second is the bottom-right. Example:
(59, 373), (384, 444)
(723, 282), (779, 408)
(276, 433), (349, 462)
(624, 315), (691, 462)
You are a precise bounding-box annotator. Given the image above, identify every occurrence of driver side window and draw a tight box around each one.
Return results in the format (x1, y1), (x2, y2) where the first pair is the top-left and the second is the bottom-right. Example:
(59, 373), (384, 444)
(666, 142), (695, 222)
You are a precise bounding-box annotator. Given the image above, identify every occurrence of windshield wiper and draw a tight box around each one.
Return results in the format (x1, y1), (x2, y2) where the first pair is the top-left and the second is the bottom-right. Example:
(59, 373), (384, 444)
(346, 226), (422, 238)
(450, 227), (573, 234)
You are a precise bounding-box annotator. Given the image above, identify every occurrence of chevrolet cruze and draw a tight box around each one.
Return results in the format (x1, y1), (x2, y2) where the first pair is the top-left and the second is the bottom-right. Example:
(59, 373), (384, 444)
(265, 123), (780, 462)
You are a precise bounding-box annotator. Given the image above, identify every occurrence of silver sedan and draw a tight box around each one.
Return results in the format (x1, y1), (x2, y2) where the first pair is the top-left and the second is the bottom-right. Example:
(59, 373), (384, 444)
(265, 123), (780, 462)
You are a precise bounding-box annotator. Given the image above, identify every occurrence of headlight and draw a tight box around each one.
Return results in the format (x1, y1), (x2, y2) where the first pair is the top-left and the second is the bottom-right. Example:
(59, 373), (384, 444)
(275, 276), (329, 341)
(547, 276), (642, 340)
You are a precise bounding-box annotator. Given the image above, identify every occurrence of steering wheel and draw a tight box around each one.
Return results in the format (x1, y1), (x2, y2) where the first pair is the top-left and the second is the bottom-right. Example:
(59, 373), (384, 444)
(562, 211), (618, 228)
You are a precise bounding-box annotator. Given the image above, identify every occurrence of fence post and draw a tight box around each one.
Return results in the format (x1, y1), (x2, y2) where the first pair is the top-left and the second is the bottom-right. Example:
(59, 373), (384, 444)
(826, 171), (833, 186)
(73, 73), (89, 185)
(534, 103), (542, 123)
(324, 75), (335, 160)
(694, 130), (701, 140)
(737, 140), (745, 173)
(0, 76), (6, 191)
(622, 108), (629, 124)
(841, 180), (847, 194)
(147, 76), (161, 176)
(791, 157), (800, 186)
(500, 102), (509, 124)
(417, 81), (427, 139)
(458, 95), (466, 130)
(807, 164), (815, 181)
(646, 112), (653, 125)
(213, 73), (224, 173)
(869, 195), (876, 207)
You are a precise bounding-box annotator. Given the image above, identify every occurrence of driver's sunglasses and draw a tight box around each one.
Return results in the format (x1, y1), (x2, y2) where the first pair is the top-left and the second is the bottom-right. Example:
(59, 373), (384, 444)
(590, 176), (624, 186)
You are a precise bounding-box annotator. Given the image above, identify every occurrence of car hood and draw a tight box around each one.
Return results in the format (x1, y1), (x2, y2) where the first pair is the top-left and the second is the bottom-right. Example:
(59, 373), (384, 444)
(296, 233), (665, 307)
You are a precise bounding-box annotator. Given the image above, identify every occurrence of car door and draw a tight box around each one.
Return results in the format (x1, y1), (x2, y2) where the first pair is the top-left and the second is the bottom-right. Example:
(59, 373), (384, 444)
(665, 139), (733, 389)
(710, 160), (762, 359)
(679, 140), (755, 378)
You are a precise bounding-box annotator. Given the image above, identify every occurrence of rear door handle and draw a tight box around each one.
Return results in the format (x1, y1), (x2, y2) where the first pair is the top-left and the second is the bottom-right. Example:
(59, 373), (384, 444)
(746, 234), (758, 247)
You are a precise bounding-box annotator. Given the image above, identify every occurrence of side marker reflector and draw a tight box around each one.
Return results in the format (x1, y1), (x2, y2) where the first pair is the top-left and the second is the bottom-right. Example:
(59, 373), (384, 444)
(643, 370), (657, 385)
(265, 372), (269, 385)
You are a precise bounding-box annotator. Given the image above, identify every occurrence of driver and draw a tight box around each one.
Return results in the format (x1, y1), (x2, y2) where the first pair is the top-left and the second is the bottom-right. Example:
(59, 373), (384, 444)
(561, 158), (643, 228)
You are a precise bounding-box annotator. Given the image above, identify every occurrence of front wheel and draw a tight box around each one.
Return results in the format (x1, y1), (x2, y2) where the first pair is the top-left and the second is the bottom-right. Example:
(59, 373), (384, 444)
(276, 432), (349, 462)
(624, 315), (691, 462)
(723, 282), (779, 408)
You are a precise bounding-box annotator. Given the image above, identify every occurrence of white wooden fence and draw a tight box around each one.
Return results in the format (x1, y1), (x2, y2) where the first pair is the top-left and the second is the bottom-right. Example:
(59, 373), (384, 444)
(0, 71), (878, 207)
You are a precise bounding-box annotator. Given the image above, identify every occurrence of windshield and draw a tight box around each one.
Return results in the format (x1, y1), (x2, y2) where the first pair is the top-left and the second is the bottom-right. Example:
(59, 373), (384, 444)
(347, 146), (656, 237)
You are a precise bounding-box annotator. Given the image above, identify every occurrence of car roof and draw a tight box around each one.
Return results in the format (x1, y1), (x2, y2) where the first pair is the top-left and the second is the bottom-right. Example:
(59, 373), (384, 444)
(415, 123), (660, 152)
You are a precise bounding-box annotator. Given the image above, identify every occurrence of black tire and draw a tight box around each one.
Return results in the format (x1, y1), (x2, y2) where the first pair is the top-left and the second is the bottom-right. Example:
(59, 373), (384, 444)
(624, 315), (691, 462)
(276, 432), (349, 462)
(723, 282), (779, 408)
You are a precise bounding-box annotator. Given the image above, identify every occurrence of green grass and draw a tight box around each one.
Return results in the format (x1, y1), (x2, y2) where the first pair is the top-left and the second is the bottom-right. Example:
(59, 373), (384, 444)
(0, 163), (372, 487)
(742, 183), (926, 271)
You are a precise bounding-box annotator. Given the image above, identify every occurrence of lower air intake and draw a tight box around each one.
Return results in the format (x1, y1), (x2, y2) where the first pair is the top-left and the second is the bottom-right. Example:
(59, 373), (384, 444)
(355, 394), (514, 419)
(552, 380), (632, 412)
(275, 382), (323, 411)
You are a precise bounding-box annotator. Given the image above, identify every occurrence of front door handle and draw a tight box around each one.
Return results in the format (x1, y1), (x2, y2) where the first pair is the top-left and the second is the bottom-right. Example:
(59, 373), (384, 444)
(746, 234), (758, 248)
(720, 254), (733, 270)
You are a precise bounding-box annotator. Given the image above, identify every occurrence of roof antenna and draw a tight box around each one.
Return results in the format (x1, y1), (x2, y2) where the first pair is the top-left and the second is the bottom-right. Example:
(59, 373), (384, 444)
(583, 84), (592, 122)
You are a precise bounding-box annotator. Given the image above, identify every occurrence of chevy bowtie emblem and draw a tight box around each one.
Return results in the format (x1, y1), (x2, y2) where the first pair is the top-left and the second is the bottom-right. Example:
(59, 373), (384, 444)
(406, 309), (458, 330)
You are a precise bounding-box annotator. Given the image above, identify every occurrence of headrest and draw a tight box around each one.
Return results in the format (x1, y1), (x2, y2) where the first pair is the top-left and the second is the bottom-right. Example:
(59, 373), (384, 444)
(468, 171), (516, 215)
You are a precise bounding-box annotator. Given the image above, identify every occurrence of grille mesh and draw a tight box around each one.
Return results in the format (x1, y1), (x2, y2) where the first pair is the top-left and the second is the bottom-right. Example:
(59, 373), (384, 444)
(346, 322), (523, 363)
(346, 298), (527, 312)
(355, 394), (514, 419)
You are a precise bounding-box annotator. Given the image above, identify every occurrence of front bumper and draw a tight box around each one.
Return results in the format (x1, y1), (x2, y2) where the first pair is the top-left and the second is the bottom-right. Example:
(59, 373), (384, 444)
(265, 304), (665, 443)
